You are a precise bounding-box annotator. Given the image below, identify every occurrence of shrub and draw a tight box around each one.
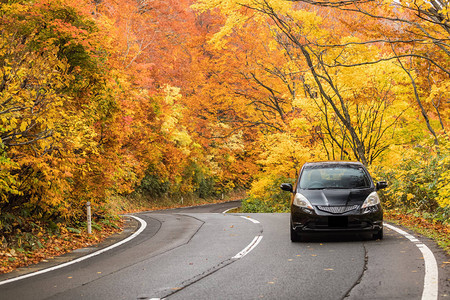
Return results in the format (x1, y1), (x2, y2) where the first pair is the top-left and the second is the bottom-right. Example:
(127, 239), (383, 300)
(372, 137), (449, 224)
(241, 175), (292, 213)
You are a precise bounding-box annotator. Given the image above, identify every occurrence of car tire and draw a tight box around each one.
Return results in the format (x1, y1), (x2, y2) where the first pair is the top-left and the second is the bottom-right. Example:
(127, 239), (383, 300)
(373, 228), (383, 240)
(290, 225), (302, 242)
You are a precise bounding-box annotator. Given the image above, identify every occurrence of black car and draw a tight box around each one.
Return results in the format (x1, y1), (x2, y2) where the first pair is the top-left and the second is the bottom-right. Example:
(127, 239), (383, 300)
(281, 161), (387, 242)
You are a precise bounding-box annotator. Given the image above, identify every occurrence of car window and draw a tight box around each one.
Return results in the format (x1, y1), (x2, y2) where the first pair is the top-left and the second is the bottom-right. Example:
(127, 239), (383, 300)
(299, 165), (371, 189)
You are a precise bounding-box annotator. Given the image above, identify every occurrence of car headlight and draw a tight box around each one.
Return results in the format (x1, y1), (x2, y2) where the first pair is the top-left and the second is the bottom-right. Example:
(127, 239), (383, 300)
(361, 192), (380, 213)
(293, 193), (314, 210)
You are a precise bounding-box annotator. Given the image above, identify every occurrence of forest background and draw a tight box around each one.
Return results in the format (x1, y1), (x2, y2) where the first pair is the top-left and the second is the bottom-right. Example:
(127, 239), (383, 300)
(0, 0), (448, 271)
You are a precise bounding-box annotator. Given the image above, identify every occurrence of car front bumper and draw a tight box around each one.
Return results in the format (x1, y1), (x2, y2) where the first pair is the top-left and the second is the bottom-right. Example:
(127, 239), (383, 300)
(291, 205), (383, 234)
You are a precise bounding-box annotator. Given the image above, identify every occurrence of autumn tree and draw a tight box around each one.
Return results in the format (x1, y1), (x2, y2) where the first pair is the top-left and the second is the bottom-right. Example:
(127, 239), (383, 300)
(1, 0), (104, 220)
(287, 0), (450, 144)
(192, 0), (415, 165)
(0, 0), (163, 227)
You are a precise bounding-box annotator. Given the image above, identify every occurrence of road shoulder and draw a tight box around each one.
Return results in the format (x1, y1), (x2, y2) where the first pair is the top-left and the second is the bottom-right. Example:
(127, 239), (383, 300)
(0, 216), (139, 282)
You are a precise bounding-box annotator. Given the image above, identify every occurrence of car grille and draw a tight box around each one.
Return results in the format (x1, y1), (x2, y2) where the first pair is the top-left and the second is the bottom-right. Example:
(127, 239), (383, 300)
(316, 205), (359, 214)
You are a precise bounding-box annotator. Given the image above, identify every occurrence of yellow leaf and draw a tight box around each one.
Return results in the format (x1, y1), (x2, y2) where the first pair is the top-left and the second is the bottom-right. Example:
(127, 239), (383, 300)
(20, 121), (27, 132)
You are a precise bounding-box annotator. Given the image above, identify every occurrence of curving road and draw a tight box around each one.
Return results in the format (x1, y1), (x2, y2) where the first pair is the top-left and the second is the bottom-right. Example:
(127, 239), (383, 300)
(0, 201), (448, 299)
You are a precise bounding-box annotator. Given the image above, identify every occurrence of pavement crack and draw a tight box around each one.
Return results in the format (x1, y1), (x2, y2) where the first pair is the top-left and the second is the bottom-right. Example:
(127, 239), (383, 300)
(62, 215), (206, 293)
(153, 214), (263, 299)
(155, 258), (237, 299)
(343, 243), (368, 299)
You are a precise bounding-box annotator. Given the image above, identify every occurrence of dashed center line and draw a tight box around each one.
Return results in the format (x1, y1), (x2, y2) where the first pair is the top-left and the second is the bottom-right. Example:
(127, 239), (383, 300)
(240, 215), (260, 224)
(232, 215), (263, 259)
(232, 235), (263, 259)
(222, 207), (239, 214)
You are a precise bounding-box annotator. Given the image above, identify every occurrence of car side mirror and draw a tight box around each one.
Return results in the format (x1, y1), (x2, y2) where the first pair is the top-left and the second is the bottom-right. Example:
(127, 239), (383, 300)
(280, 183), (293, 193)
(376, 181), (388, 190)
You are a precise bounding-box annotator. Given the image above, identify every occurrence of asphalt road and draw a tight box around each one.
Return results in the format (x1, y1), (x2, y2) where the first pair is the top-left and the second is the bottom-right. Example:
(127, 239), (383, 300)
(0, 201), (448, 299)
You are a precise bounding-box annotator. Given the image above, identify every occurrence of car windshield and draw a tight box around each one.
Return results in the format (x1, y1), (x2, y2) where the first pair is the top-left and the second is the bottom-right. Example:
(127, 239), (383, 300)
(299, 165), (371, 190)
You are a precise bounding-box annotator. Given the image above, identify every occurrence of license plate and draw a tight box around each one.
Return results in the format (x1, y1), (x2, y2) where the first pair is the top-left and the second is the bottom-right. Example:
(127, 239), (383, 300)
(328, 216), (348, 228)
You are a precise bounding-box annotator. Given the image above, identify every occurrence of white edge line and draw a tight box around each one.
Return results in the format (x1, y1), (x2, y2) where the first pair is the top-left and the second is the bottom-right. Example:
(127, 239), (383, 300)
(384, 223), (438, 300)
(232, 235), (263, 259)
(0, 215), (147, 286)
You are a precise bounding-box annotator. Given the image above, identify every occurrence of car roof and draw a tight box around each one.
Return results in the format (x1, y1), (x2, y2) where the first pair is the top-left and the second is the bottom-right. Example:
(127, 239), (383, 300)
(302, 161), (365, 167)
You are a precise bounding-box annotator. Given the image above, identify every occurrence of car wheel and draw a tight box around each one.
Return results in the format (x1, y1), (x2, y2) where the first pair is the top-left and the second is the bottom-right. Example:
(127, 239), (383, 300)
(290, 225), (302, 242)
(373, 228), (383, 240)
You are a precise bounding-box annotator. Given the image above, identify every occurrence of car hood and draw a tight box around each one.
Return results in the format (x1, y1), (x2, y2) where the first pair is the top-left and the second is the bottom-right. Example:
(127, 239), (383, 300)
(299, 188), (374, 206)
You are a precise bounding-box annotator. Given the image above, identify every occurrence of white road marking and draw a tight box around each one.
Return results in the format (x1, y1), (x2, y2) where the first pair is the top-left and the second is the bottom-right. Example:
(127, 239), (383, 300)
(222, 207), (238, 214)
(0, 215), (147, 286)
(231, 215), (263, 259)
(232, 235), (263, 259)
(240, 215), (260, 224)
(384, 223), (438, 300)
